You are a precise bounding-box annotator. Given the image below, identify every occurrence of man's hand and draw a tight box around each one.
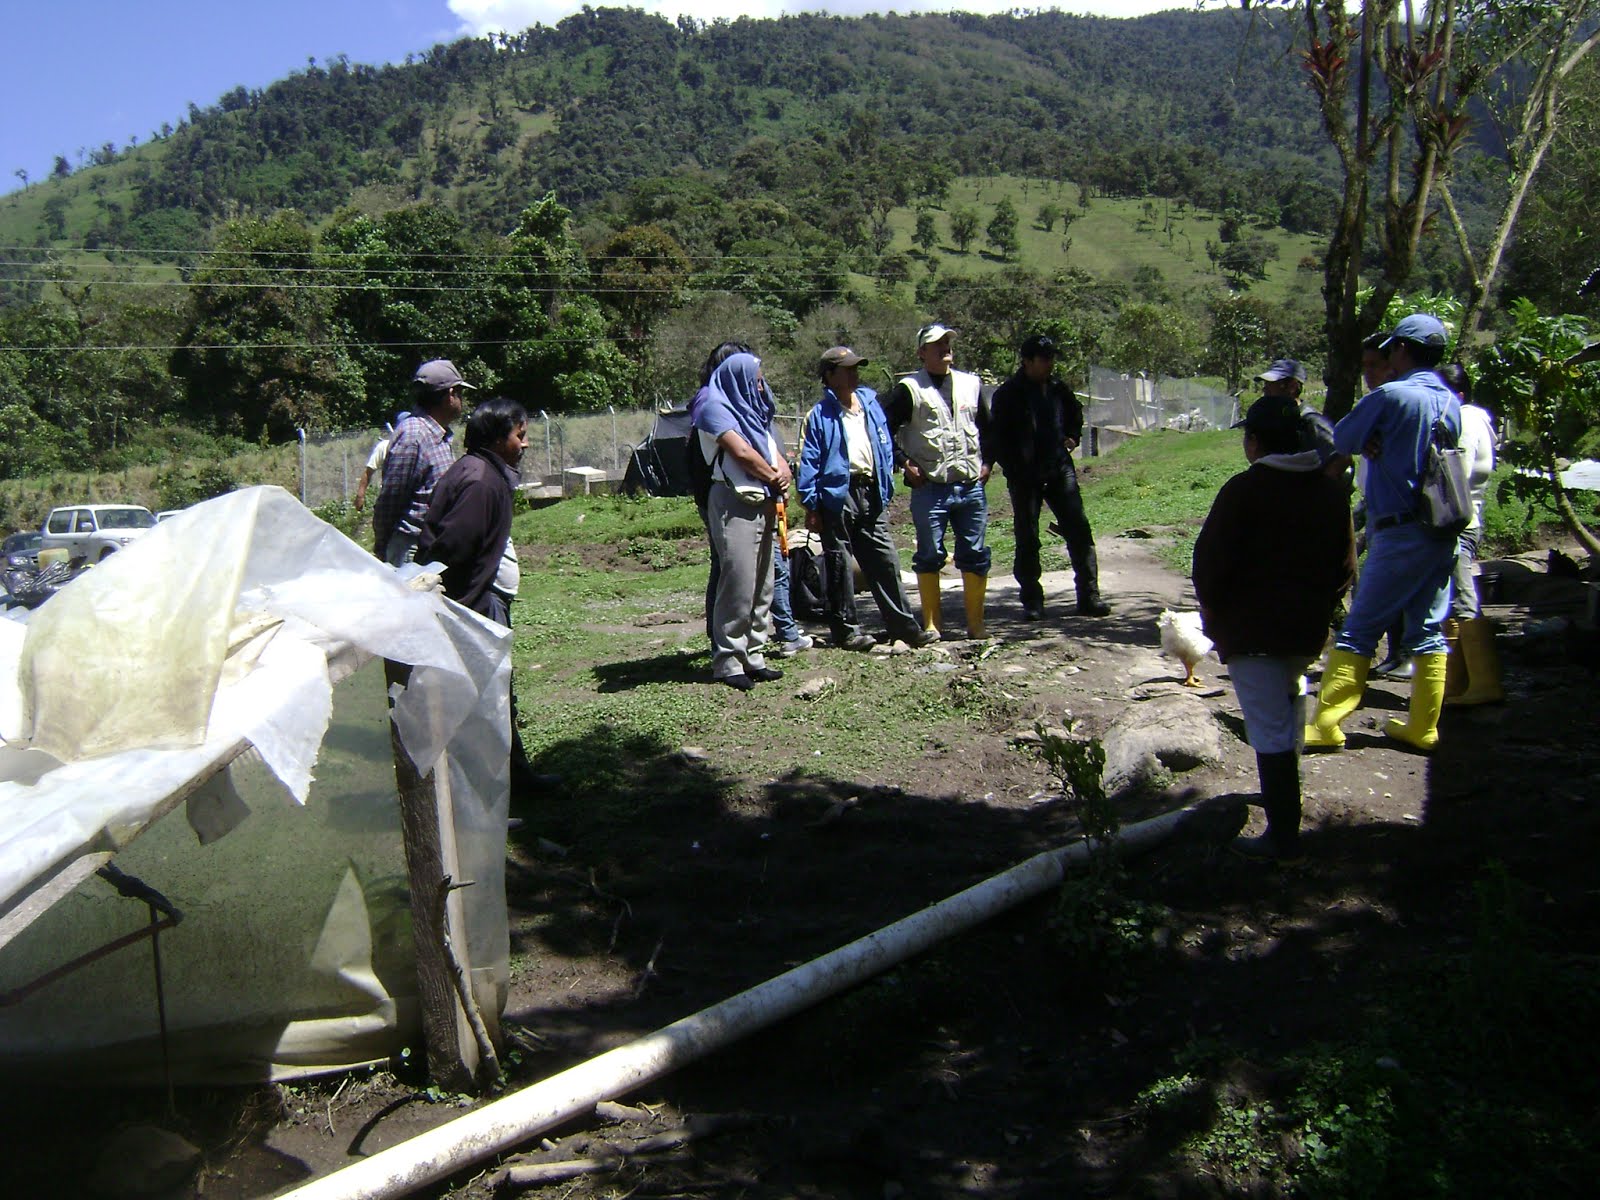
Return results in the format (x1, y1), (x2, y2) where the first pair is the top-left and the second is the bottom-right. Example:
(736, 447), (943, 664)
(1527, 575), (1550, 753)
(1363, 435), (1383, 460)
(770, 458), (792, 491)
(903, 461), (926, 488)
(978, 462), (992, 485)
(1064, 437), (1079, 453)
(805, 508), (821, 533)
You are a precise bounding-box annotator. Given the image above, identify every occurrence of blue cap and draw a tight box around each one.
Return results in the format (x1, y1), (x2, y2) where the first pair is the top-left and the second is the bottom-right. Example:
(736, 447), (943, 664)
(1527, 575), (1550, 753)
(1381, 314), (1449, 350)
(1256, 358), (1306, 383)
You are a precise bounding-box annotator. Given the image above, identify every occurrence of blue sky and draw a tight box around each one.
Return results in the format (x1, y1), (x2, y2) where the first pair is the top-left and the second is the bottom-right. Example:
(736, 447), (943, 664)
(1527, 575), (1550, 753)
(2, 0), (1188, 194)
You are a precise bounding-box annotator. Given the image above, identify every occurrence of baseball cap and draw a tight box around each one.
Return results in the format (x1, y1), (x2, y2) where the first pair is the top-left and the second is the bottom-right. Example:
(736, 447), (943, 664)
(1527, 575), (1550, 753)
(1021, 334), (1058, 358)
(1232, 394), (1301, 437)
(917, 323), (957, 347)
(820, 346), (869, 371)
(1380, 314), (1449, 350)
(1256, 358), (1307, 383)
(413, 359), (478, 391)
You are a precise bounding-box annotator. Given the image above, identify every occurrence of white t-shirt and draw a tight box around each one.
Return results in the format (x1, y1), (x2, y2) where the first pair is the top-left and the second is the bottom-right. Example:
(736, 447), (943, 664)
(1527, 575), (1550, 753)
(365, 438), (391, 473)
(841, 405), (873, 477)
(493, 536), (519, 598)
(1459, 403), (1497, 530)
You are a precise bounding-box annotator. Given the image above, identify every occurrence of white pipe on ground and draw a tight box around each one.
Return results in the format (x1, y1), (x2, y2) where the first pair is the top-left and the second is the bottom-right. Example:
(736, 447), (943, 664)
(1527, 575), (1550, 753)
(280, 796), (1227, 1200)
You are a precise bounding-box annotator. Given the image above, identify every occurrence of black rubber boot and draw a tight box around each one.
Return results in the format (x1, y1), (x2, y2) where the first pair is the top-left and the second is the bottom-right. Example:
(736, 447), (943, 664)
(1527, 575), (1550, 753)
(1234, 750), (1303, 860)
(1074, 546), (1110, 616)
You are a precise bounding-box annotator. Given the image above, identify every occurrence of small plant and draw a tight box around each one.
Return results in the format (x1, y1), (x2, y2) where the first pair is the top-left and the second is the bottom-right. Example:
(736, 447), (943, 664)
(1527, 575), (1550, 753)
(1038, 719), (1168, 969)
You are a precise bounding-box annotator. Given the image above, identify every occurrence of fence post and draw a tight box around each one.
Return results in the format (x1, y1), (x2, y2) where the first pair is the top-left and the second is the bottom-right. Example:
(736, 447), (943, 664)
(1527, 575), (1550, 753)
(297, 428), (307, 506)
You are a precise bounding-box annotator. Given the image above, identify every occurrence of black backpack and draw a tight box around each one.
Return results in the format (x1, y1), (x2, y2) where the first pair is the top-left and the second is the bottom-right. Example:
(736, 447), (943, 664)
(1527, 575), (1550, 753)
(685, 434), (720, 510)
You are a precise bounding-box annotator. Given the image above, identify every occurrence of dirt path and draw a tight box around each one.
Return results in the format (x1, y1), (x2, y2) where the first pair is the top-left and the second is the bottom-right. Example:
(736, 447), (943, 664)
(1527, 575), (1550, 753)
(8, 537), (1594, 1198)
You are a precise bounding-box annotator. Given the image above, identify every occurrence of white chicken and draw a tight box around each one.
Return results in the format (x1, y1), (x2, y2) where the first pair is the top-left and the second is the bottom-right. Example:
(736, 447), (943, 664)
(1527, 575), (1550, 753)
(1158, 609), (1213, 688)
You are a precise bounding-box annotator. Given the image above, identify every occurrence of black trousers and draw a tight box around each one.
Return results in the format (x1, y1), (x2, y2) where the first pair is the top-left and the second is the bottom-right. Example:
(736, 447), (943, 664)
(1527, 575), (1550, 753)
(1008, 461), (1100, 608)
(820, 479), (921, 642)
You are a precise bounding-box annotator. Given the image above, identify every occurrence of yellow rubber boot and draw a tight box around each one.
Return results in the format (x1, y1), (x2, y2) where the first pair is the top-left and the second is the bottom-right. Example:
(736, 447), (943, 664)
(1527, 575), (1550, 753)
(916, 572), (943, 640)
(1443, 618), (1468, 699)
(1445, 619), (1504, 706)
(1303, 649), (1370, 751)
(962, 571), (987, 640)
(1385, 652), (1449, 751)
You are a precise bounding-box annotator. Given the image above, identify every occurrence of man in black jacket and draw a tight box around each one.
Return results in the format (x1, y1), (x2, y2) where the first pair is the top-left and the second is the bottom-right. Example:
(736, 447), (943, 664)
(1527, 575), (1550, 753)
(981, 334), (1109, 619)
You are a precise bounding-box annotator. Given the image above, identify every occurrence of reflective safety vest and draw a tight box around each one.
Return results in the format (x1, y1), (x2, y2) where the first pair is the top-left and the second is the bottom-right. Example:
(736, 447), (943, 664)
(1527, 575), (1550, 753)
(895, 369), (984, 484)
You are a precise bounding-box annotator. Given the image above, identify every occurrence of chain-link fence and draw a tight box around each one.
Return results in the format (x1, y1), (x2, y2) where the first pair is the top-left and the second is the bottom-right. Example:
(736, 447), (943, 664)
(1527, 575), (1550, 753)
(1084, 367), (1239, 434)
(296, 409), (670, 509)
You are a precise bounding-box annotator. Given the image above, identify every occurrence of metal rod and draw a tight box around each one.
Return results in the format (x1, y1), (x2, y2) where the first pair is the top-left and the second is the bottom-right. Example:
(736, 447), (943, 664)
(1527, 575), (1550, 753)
(149, 901), (175, 1116)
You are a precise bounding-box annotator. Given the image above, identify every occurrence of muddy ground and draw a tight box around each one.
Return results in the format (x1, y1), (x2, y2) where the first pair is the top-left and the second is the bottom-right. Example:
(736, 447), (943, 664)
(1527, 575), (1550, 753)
(4, 535), (1596, 1199)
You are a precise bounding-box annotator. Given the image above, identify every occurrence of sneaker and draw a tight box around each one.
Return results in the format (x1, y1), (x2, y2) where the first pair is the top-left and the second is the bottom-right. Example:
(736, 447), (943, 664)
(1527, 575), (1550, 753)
(748, 666), (784, 683)
(1077, 598), (1111, 617)
(1022, 602), (1044, 620)
(909, 627), (941, 647)
(838, 632), (877, 652)
(772, 634), (813, 658)
(718, 674), (756, 692)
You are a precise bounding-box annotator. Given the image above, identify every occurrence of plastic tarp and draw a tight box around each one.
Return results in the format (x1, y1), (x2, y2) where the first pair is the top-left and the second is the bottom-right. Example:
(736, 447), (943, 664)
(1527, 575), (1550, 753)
(622, 407), (693, 497)
(0, 486), (511, 1083)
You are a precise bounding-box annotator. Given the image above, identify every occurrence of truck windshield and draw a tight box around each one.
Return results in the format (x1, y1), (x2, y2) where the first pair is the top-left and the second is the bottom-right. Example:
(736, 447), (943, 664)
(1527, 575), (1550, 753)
(97, 508), (157, 530)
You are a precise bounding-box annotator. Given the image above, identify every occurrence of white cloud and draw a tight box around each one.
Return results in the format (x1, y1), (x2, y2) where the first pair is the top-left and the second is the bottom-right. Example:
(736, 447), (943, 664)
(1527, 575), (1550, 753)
(447, 1), (1190, 38)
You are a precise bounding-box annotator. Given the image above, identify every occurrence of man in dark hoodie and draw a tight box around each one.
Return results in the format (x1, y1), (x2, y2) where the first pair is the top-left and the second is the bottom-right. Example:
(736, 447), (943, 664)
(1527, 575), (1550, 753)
(1192, 394), (1356, 860)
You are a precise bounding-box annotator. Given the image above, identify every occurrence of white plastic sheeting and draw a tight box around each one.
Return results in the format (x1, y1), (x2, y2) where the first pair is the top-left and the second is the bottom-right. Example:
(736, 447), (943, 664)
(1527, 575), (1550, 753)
(0, 487), (512, 1082)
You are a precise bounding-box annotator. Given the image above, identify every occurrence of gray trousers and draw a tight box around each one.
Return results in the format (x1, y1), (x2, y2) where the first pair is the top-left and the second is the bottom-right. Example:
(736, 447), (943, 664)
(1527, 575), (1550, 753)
(1450, 529), (1481, 620)
(707, 482), (774, 680)
(821, 479), (920, 642)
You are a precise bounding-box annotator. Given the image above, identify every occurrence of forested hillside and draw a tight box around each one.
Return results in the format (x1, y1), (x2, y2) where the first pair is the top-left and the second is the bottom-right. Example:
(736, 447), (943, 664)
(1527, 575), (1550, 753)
(0, 6), (1552, 484)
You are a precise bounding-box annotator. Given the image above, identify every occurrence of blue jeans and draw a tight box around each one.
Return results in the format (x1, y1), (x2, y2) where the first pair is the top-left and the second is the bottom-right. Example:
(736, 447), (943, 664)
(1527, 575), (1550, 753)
(1336, 521), (1456, 657)
(909, 480), (991, 576)
(771, 550), (801, 643)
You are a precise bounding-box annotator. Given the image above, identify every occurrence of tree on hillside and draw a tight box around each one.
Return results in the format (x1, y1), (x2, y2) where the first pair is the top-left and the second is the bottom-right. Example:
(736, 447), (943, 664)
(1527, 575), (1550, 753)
(1204, 294), (1272, 392)
(1218, 238), (1278, 288)
(949, 207), (979, 254)
(1254, 0), (1600, 418)
(1441, 3), (1600, 342)
(986, 197), (1020, 260)
(176, 212), (363, 438)
(914, 209), (940, 257)
(493, 194), (632, 412)
(594, 224), (691, 349)
(1108, 302), (1202, 381)
(1038, 202), (1063, 233)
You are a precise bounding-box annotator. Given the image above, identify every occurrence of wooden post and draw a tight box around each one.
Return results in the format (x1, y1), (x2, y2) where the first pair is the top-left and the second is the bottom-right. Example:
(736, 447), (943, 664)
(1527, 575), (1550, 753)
(385, 660), (483, 1093)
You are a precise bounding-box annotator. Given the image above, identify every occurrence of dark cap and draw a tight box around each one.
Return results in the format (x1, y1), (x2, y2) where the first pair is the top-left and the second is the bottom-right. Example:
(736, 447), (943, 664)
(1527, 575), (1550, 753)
(1256, 358), (1306, 383)
(820, 346), (869, 372)
(1021, 334), (1058, 359)
(1232, 394), (1301, 438)
(917, 322), (957, 347)
(1380, 314), (1449, 350)
(413, 359), (477, 392)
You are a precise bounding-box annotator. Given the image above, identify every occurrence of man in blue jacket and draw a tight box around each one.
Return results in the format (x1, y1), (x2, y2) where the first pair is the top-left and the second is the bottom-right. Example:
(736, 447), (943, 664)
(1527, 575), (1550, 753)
(798, 347), (932, 650)
(1305, 313), (1462, 752)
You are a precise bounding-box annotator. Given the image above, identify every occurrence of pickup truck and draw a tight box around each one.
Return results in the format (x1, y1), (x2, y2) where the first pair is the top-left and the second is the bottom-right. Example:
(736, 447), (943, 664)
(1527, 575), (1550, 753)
(39, 504), (158, 562)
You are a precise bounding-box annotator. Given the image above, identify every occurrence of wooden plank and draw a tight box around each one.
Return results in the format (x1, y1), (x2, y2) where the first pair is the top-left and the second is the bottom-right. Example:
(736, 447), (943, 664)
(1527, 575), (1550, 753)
(385, 660), (479, 1093)
(0, 852), (113, 954)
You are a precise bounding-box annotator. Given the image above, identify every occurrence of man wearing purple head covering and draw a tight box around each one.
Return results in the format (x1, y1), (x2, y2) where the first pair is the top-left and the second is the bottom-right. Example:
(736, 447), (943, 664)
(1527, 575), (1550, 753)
(692, 353), (793, 691)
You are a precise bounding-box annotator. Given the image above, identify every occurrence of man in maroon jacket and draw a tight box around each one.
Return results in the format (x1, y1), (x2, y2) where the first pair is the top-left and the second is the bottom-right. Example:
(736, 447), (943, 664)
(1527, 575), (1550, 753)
(417, 396), (528, 626)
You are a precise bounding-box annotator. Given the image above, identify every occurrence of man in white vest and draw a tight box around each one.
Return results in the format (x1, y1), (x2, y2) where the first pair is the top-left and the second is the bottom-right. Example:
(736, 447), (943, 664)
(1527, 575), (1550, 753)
(884, 323), (992, 639)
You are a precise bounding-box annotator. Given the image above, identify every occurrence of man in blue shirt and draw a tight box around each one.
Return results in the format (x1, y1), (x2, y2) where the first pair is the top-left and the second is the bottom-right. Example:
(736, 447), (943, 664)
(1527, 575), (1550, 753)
(798, 346), (930, 650)
(1305, 314), (1462, 752)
